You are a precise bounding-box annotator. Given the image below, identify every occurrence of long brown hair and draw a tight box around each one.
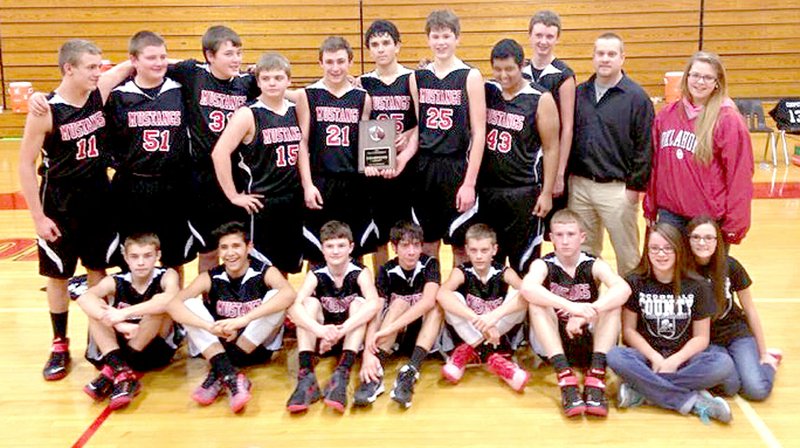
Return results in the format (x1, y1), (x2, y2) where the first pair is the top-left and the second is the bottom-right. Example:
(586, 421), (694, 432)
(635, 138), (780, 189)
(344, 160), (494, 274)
(687, 216), (727, 318)
(680, 51), (728, 165)
(632, 222), (691, 298)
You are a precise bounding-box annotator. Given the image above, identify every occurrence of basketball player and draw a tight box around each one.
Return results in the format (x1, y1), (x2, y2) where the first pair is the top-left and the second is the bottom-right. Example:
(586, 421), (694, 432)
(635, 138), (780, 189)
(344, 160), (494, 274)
(353, 221), (442, 409)
(359, 20), (420, 271)
(520, 209), (631, 417)
(479, 39), (559, 275)
(167, 25), (260, 275)
(167, 222), (296, 413)
(296, 37), (374, 263)
(413, 10), (486, 265)
(105, 31), (195, 274)
(76, 233), (180, 411)
(19, 39), (131, 381)
(437, 224), (530, 392)
(212, 53), (305, 274)
(286, 221), (382, 413)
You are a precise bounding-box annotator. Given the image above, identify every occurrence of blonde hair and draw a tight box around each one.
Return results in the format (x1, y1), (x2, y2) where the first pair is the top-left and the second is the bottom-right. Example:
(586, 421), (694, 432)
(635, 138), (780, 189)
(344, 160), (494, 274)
(680, 51), (728, 165)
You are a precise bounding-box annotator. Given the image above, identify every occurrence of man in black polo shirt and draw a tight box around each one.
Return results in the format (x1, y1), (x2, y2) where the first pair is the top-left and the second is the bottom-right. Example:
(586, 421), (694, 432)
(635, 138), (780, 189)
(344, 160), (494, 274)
(568, 32), (653, 275)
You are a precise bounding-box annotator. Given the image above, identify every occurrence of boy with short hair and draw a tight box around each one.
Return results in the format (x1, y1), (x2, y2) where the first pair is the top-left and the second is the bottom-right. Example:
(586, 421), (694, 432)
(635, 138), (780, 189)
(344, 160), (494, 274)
(286, 221), (382, 413)
(520, 209), (631, 417)
(436, 223), (530, 392)
(167, 25), (261, 274)
(76, 233), (180, 410)
(413, 10), (486, 265)
(212, 52), (305, 274)
(297, 37), (374, 263)
(168, 222), (296, 413)
(359, 20), (420, 271)
(353, 221), (442, 409)
(105, 30), (195, 272)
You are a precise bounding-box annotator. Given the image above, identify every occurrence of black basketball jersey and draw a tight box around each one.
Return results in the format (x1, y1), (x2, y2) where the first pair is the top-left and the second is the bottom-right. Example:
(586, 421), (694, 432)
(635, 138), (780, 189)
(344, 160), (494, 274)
(541, 252), (600, 322)
(415, 61), (472, 157)
(105, 78), (188, 175)
(41, 89), (108, 180)
(522, 58), (574, 108)
(457, 261), (509, 315)
(360, 67), (418, 134)
(305, 80), (367, 174)
(168, 59), (258, 161)
(236, 99), (302, 197)
(312, 260), (364, 313)
(481, 81), (545, 188)
(206, 258), (272, 320)
(377, 254), (440, 302)
(111, 267), (167, 323)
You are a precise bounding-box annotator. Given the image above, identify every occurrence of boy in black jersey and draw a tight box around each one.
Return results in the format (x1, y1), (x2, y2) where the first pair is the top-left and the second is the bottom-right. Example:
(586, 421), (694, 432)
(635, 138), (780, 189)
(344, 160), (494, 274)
(106, 31), (195, 274)
(437, 224), (530, 392)
(297, 37), (374, 263)
(167, 26), (260, 275)
(520, 209), (630, 417)
(287, 221), (382, 413)
(212, 53), (305, 274)
(353, 221), (443, 409)
(359, 20), (420, 272)
(76, 234), (180, 411)
(19, 39), (133, 381)
(479, 39), (560, 275)
(167, 222), (296, 413)
(413, 10), (486, 265)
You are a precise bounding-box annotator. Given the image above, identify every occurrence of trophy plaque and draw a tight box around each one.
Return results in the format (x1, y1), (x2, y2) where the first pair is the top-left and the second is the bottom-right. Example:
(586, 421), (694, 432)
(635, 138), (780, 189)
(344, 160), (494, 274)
(358, 119), (396, 172)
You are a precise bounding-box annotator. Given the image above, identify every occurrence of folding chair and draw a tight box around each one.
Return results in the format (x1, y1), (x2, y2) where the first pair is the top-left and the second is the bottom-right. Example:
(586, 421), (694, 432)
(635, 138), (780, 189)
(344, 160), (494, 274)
(734, 98), (781, 167)
(769, 98), (800, 166)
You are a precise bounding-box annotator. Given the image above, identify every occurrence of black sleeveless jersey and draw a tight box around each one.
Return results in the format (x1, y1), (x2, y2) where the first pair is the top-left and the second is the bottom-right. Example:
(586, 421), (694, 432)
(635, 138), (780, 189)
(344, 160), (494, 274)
(481, 81), (545, 188)
(305, 80), (367, 174)
(360, 67), (417, 134)
(522, 58), (574, 108)
(312, 261), (364, 311)
(168, 59), (258, 161)
(415, 60), (472, 157)
(41, 89), (107, 180)
(111, 267), (167, 323)
(457, 261), (509, 315)
(541, 252), (599, 322)
(105, 78), (188, 175)
(206, 258), (271, 320)
(236, 99), (302, 197)
(376, 254), (440, 302)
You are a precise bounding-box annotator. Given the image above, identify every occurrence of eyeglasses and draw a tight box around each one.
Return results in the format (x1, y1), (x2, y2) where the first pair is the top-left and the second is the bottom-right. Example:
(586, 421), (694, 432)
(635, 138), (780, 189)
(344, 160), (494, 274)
(690, 234), (717, 243)
(648, 246), (675, 255)
(688, 72), (717, 83)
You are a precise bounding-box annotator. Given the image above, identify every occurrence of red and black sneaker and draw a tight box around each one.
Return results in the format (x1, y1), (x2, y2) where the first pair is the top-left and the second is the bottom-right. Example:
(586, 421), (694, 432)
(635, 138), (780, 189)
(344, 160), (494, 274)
(583, 370), (609, 417)
(221, 372), (252, 413)
(557, 369), (586, 417)
(84, 365), (114, 401)
(486, 353), (530, 392)
(286, 368), (322, 413)
(191, 369), (223, 406)
(43, 338), (70, 381)
(442, 343), (478, 384)
(109, 369), (141, 411)
(323, 367), (350, 413)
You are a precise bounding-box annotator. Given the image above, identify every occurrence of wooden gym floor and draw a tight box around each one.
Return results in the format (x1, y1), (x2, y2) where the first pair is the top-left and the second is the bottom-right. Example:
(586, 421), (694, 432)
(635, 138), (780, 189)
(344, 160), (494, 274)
(0, 136), (798, 448)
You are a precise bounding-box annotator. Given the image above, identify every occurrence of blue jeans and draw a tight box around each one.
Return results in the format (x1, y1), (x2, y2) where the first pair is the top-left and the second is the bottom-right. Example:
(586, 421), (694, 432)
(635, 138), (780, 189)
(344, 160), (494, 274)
(607, 346), (735, 414)
(709, 337), (776, 401)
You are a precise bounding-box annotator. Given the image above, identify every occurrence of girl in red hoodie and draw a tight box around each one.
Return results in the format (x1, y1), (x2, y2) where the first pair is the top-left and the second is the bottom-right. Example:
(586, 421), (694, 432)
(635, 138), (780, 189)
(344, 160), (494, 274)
(643, 52), (753, 245)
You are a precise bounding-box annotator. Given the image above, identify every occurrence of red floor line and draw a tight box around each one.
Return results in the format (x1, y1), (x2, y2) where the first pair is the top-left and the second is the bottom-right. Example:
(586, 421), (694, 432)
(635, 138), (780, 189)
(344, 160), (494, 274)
(71, 406), (113, 448)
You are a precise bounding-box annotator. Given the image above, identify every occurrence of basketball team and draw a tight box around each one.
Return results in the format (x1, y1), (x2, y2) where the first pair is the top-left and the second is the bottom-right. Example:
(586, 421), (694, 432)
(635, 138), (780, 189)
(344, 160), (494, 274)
(18, 8), (778, 423)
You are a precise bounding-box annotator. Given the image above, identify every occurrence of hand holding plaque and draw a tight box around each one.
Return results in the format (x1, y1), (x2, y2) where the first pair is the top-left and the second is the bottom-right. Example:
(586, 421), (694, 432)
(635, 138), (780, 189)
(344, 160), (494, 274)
(358, 119), (396, 173)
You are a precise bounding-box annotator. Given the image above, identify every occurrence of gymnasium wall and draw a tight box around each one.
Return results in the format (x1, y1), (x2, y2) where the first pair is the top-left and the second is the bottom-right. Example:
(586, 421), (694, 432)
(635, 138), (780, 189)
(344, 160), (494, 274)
(0, 0), (798, 137)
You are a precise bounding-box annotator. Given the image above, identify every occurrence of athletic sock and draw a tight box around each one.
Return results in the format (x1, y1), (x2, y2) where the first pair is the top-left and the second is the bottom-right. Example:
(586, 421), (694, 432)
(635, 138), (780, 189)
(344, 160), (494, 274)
(103, 349), (128, 374)
(337, 350), (357, 372)
(50, 311), (68, 341)
(550, 353), (570, 373)
(210, 353), (237, 379)
(588, 352), (607, 376)
(409, 346), (427, 370)
(298, 351), (315, 371)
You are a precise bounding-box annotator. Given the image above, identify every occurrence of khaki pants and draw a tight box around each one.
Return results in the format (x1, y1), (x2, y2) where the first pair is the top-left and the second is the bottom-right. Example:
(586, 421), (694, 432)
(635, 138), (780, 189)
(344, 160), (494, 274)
(568, 175), (640, 274)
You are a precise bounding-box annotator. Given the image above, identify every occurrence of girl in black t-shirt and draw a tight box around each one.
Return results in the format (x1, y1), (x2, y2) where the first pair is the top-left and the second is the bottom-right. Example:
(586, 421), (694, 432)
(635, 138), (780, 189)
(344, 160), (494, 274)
(607, 222), (735, 423)
(688, 216), (780, 401)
